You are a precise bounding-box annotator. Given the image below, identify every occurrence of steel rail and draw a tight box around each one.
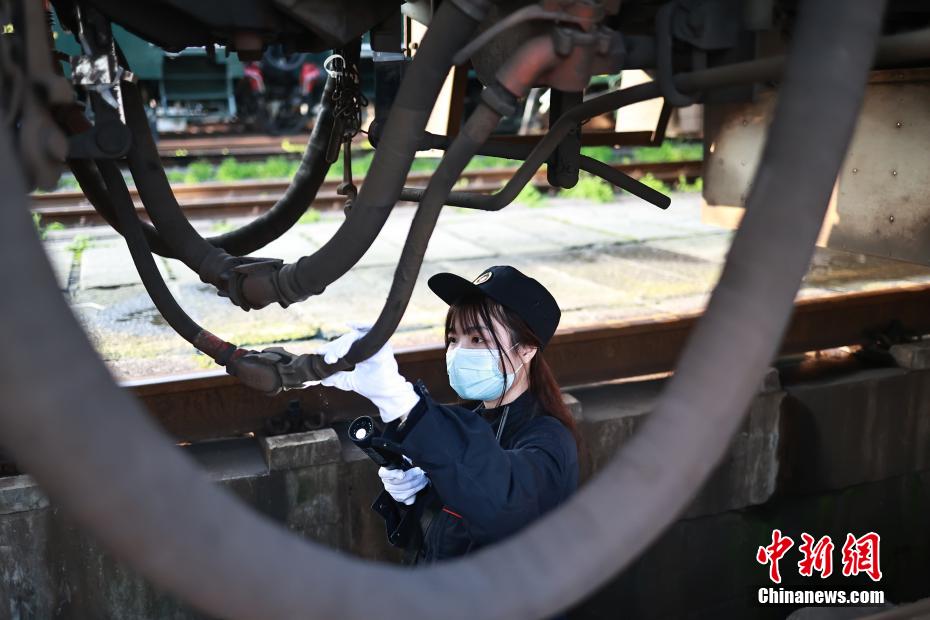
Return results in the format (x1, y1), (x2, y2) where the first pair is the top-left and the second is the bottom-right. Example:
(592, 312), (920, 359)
(125, 281), (930, 442)
(33, 161), (701, 225)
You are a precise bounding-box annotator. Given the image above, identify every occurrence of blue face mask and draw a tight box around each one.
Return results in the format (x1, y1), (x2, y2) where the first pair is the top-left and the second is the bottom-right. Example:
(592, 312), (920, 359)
(446, 344), (524, 402)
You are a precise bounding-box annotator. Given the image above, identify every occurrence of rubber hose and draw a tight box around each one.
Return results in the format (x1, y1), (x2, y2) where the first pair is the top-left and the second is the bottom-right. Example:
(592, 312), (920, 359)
(279, 1), (487, 301)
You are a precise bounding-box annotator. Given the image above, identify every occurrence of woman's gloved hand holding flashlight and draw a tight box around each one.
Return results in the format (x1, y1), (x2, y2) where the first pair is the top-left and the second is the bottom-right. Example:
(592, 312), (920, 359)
(378, 459), (429, 505)
(318, 326), (429, 504)
(316, 325), (421, 423)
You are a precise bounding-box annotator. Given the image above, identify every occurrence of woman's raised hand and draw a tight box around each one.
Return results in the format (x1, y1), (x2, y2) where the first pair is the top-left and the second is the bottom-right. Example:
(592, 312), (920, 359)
(316, 324), (421, 423)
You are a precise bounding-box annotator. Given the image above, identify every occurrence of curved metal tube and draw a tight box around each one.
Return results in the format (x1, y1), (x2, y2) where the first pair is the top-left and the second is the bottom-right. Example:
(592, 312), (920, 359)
(122, 80), (239, 286)
(70, 158), (174, 256)
(274, 1), (489, 304)
(344, 36), (558, 363)
(397, 81), (662, 211)
(98, 159), (246, 365)
(206, 76), (339, 256)
(69, 76), (338, 259)
(579, 155), (671, 209)
(398, 25), (929, 214)
(232, 38), (556, 389)
(0, 1), (891, 619)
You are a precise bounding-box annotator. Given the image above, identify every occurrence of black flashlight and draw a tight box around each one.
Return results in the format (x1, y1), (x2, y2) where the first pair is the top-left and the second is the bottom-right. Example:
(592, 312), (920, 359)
(348, 416), (408, 470)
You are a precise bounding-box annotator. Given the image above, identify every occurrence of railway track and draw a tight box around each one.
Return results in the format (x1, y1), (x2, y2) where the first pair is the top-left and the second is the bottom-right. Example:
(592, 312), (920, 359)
(155, 133), (314, 164)
(32, 160), (702, 226)
(127, 282), (930, 442)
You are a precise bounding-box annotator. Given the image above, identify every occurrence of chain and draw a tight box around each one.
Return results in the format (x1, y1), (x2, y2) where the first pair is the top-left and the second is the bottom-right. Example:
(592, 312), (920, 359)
(323, 52), (366, 213)
(323, 52), (368, 141)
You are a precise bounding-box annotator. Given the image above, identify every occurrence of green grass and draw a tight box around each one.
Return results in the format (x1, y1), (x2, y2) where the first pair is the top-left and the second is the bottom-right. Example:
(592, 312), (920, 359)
(184, 160), (215, 184)
(515, 184), (546, 207)
(68, 233), (93, 258)
(630, 141), (703, 163)
(55, 176), (79, 191)
(210, 219), (235, 233)
(464, 155), (523, 171)
(33, 214), (65, 240)
(298, 208), (321, 224)
(676, 174), (703, 193)
(637, 172), (671, 194)
(150, 140), (703, 187)
(558, 173), (615, 203)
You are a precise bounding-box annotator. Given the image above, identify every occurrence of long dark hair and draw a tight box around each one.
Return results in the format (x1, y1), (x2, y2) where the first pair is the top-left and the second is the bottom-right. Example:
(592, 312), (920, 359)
(444, 294), (589, 477)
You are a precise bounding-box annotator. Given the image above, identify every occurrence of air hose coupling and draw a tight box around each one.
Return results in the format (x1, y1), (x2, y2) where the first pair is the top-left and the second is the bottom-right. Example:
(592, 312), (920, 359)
(227, 347), (356, 395)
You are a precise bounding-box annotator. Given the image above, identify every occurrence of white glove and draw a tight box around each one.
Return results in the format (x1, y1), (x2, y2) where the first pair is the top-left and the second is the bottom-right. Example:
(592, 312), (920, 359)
(317, 325), (420, 423)
(378, 465), (429, 505)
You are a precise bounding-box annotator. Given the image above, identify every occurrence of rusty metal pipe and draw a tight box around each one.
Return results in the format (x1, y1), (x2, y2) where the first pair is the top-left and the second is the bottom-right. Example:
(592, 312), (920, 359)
(399, 25), (930, 214)
(0, 1), (894, 619)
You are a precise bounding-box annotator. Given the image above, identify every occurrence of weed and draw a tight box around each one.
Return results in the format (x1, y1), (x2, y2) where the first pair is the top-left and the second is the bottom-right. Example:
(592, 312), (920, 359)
(184, 160), (215, 184)
(580, 146), (618, 163)
(516, 184), (546, 207)
(216, 157), (259, 181)
(56, 176), (79, 191)
(32, 213), (45, 239)
(211, 219), (235, 233)
(257, 156), (298, 179)
(638, 172), (671, 194)
(559, 173), (615, 203)
(464, 155), (521, 171)
(166, 169), (187, 184)
(68, 233), (93, 258)
(676, 174), (703, 193)
(33, 214), (66, 240)
(298, 209), (321, 224)
(631, 141), (703, 163)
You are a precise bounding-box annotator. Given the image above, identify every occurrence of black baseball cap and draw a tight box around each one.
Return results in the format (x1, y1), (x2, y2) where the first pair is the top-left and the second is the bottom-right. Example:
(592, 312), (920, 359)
(427, 265), (561, 348)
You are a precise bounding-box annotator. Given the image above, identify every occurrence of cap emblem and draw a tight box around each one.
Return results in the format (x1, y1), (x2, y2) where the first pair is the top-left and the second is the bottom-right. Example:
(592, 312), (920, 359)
(473, 271), (493, 285)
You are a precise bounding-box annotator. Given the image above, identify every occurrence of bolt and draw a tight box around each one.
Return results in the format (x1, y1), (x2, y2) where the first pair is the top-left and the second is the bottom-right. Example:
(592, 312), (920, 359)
(889, 215), (895, 223)
(896, 121), (903, 128)
(852, 168), (858, 174)
(892, 170), (898, 176)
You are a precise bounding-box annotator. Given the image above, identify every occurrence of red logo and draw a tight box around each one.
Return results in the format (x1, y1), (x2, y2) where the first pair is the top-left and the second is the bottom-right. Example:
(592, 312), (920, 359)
(841, 532), (882, 582)
(756, 529), (794, 583)
(798, 534), (834, 578)
(757, 530), (881, 583)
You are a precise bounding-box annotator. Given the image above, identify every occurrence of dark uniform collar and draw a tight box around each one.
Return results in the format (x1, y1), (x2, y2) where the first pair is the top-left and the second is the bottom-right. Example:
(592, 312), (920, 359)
(473, 388), (539, 446)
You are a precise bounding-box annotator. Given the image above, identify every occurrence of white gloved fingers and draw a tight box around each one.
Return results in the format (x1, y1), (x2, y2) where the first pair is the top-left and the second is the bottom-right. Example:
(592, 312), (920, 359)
(319, 370), (355, 392)
(388, 489), (419, 506)
(377, 466), (405, 482)
(382, 467), (428, 493)
(319, 323), (374, 363)
(318, 330), (361, 364)
(383, 476), (427, 493)
(379, 466), (428, 504)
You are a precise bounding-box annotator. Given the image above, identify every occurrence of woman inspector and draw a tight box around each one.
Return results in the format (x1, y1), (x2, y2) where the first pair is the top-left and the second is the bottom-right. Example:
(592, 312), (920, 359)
(317, 265), (582, 563)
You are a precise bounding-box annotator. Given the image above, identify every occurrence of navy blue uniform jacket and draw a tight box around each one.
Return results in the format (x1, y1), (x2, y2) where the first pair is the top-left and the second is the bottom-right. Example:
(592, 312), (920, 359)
(373, 380), (579, 562)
